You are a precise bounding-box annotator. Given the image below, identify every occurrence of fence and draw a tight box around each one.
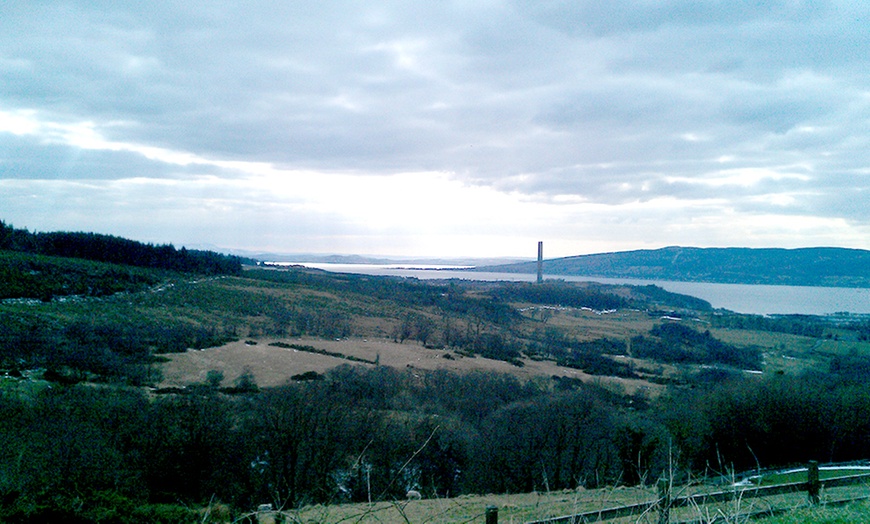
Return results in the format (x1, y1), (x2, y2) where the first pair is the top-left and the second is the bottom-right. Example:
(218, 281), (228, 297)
(482, 461), (870, 524)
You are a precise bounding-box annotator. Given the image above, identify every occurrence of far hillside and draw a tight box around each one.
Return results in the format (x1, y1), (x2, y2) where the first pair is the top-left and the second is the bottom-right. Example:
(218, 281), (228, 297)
(478, 245), (870, 287)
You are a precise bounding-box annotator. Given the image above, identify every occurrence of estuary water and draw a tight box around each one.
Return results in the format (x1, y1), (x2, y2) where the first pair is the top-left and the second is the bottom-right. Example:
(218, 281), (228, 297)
(273, 262), (870, 316)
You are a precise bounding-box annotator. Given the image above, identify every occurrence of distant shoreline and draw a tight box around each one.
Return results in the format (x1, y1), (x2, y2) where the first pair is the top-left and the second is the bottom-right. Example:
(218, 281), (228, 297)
(474, 246), (870, 290)
(266, 262), (870, 316)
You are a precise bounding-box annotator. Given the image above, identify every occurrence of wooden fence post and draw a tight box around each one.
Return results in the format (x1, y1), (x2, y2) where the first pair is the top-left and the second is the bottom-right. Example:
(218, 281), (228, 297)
(486, 505), (498, 524)
(657, 478), (670, 524)
(807, 460), (820, 505)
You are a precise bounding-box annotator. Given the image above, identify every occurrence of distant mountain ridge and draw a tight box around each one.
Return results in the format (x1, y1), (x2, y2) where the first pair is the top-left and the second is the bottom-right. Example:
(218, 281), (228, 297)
(236, 251), (531, 267)
(477, 246), (870, 288)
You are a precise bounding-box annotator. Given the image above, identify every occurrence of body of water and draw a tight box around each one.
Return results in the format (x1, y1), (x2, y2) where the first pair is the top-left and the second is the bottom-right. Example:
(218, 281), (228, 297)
(269, 262), (870, 316)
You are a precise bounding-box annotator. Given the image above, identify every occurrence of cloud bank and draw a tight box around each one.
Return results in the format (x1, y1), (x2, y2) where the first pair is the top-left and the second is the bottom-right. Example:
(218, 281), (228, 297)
(2, 1), (869, 257)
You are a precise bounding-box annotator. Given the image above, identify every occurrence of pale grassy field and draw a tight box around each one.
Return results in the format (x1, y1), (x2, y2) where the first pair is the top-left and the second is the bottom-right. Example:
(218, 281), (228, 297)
(160, 301), (843, 394)
(158, 335), (661, 395)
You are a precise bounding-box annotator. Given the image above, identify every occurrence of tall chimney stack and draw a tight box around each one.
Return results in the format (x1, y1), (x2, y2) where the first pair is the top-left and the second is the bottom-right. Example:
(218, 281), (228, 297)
(536, 241), (543, 284)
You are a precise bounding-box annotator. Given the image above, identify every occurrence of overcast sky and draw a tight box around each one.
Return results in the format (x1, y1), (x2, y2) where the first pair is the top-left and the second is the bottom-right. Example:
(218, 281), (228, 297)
(2, 1), (869, 258)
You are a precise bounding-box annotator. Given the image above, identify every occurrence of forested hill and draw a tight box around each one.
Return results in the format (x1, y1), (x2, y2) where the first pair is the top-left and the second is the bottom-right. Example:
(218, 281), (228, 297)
(0, 220), (245, 275)
(478, 246), (870, 288)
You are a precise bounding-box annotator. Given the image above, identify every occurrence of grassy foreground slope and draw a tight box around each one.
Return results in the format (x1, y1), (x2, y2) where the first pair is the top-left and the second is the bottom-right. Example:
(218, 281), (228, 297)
(759, 501), (870, 524)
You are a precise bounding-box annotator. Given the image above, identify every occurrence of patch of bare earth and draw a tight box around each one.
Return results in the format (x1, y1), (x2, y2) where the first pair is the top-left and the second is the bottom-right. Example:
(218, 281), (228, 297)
(158, 336), (659, 394)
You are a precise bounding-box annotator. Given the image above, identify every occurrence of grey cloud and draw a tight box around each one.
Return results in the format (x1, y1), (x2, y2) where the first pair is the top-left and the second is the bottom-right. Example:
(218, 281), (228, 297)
(798, 174), (870, 221)
(513, 0), (805, 38)
(3, 0), (870, 238)
(0, 134), (221, 180)
(718, 80), (843, 133)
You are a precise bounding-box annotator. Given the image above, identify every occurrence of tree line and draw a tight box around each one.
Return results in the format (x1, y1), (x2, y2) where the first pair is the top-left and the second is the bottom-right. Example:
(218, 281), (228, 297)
(5, 362), (870, 522)
(632, 322), (762, 370)
(0, 220), (245, 275)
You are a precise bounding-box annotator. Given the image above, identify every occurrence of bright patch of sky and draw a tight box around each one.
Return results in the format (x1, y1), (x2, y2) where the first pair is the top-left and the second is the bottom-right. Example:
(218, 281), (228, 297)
(2, 1), (869, 258)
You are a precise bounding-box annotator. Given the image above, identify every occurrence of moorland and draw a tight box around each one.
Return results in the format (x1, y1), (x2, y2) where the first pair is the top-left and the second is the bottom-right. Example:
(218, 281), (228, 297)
(2, 220), (870, 523)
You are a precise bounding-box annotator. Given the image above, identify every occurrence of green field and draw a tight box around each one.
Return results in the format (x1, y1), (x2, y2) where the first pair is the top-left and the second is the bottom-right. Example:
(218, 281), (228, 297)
(749, 466), (870, 486)
(758, 501), (870, 524)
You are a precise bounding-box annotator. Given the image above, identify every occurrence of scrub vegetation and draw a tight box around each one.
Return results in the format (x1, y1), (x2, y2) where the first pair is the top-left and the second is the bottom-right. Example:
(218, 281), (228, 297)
(2, 223), (870, 522)
(757, 501), (870, 524)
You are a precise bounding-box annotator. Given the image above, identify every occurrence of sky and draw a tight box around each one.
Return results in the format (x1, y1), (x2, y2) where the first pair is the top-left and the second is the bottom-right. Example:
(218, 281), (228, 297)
(2, 1), (869, 259)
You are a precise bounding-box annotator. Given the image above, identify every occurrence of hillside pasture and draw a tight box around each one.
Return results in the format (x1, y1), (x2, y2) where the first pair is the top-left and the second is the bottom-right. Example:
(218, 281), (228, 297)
(157, 336), (541, 388)
(158, 336), (661, 394)
(711, 326), (870, 375)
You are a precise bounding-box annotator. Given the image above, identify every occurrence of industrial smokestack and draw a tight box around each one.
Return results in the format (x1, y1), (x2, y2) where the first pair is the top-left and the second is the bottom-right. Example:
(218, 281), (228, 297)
(537, 241), (543, 284)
